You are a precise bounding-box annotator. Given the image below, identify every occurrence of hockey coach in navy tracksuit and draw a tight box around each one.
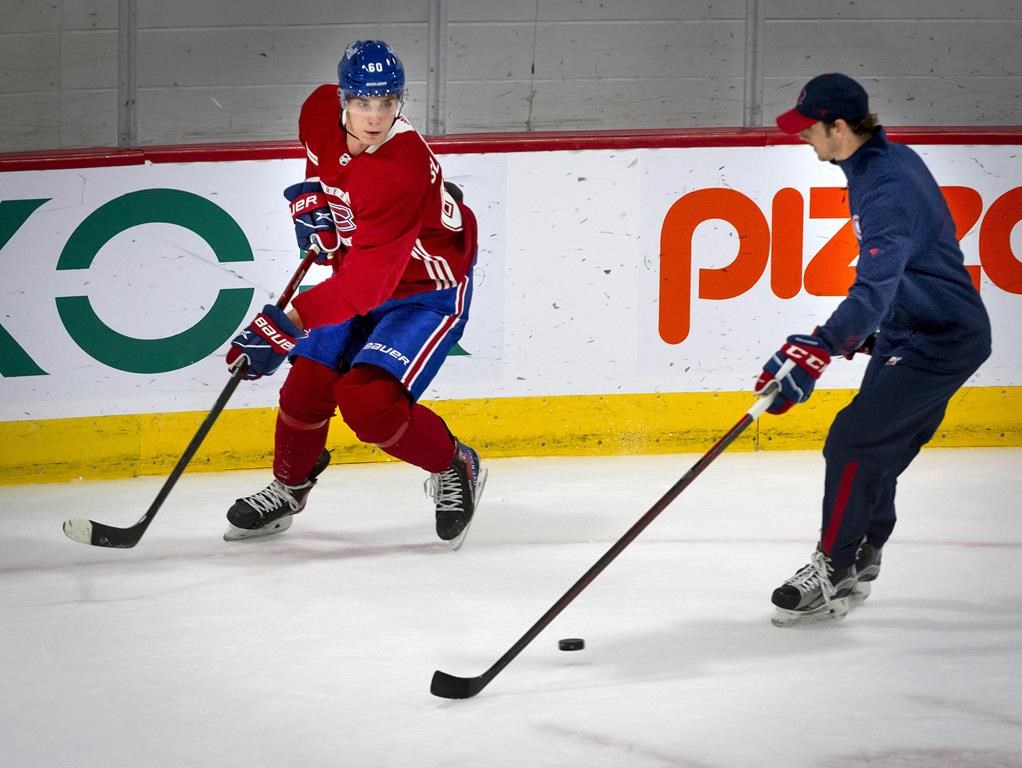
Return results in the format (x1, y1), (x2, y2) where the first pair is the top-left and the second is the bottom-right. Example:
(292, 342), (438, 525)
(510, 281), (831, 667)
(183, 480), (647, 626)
(754, 73), (992, 626)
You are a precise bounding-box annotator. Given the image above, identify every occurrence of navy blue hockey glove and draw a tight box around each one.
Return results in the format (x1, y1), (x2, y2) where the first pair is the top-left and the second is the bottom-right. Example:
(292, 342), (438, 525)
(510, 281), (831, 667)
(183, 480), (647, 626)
(226, 305), (306, 380)
(755, 334), (831, 415)
(283, 181), (339, 263)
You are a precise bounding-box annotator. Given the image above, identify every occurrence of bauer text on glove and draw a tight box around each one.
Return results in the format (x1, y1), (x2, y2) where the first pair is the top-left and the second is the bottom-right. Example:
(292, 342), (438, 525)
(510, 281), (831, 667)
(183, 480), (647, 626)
(225, 305), (306, 380)
(283, 181), (340, 262)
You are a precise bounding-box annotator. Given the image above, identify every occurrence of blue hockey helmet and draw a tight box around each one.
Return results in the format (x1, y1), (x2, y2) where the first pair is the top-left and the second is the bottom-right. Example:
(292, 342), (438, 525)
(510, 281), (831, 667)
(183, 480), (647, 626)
(338, 40), (405, 97)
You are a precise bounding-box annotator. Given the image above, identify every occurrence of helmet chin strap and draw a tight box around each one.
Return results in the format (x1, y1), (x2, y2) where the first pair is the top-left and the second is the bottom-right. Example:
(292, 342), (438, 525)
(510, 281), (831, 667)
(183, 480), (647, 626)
(338, 109), (403, 156)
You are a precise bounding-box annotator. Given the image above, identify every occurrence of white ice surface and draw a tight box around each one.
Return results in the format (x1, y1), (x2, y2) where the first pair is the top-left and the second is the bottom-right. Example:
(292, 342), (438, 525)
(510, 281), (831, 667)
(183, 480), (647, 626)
(2, 448), (1021, 768)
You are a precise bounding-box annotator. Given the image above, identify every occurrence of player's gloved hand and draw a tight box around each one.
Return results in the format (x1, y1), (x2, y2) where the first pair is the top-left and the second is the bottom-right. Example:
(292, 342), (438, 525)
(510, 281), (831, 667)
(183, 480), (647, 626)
(843, 333), (876, 360)
(225, 305), (306, 380)
(755, 334), (832, 415)
(283, 181), (339, 263)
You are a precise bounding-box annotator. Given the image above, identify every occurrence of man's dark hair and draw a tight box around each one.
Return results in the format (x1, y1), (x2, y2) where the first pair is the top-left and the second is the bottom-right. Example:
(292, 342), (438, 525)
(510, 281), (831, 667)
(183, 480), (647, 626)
(823, 113), (881, 137)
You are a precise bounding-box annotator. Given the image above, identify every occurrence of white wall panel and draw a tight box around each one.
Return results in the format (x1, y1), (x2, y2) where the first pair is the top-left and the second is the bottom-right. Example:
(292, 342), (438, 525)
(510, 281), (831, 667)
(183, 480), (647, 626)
(0, 33), (62, 92)
(135, 85), (427, 144)
(0, 89), (117, 149)
(0, 92), (62, 148)
(1, 1), (61, 32)
(766, 20), (1022, 76)
(444, 25), (539, 81)
(446, 77), (746, 132)
(449, 0), (743, 22)
(130, 24), (429, 144)
(0, 28), (118, 95)
(60, 3), (118, 29)
(54, 89), (119, 146)
(764, 75), (1022, 126)
(0, 0), (1019, 151)
(135, 28), (427, 87)
(138, 0), (428, 27)
(531, 21), (745, 79)
(60, 31), (118, 90)
(443, 82), (534, 132)
(532, 77), (744, 131)
(1, 0), (115, 32)
(765, 0), (1020, 20)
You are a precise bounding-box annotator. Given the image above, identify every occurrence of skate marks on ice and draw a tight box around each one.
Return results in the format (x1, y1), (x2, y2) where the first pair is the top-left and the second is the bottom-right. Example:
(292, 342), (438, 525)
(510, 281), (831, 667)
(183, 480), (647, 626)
(534, 721), (717, 768)
(0, 449), (1020, 768)
(818, 748), (1022, 768)
(905, 693), (1022, 729)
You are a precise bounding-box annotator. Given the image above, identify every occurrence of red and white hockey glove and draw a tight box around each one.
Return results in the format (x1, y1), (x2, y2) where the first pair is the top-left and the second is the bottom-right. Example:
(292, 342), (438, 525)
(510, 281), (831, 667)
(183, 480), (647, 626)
(283, 181), (340, 263)
(225, 305), (306, 380)
(755, 334), (831, 415)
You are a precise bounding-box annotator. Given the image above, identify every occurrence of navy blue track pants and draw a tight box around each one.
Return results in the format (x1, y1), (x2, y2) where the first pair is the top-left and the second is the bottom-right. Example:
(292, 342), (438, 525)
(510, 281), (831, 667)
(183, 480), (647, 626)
(820, 352), (983, 568)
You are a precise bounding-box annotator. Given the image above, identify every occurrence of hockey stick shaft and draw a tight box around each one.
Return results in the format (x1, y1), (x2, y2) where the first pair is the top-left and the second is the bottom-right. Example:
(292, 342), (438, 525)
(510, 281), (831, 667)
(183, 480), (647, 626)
(430, 361), (794, 699)
(62, 247), (321, 548)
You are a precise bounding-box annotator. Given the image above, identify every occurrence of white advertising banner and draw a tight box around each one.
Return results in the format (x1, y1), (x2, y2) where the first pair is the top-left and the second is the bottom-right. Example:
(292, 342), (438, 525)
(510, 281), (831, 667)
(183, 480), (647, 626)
(2, 144), (1020, 422)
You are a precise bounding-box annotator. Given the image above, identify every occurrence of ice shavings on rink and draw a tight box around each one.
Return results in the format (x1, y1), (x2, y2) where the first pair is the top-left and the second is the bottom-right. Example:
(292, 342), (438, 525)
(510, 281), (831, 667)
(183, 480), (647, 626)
(1, 448), (1020, 768)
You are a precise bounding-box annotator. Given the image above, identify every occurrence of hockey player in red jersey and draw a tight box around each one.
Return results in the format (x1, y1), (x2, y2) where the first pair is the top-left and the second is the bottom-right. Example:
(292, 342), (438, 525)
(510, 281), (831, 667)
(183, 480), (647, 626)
(224, 40), (486, 547)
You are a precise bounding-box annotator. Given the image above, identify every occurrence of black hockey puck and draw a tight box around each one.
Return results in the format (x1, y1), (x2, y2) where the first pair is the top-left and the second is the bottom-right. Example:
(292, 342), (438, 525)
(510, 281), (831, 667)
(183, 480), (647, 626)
(558, 638), (585, 651)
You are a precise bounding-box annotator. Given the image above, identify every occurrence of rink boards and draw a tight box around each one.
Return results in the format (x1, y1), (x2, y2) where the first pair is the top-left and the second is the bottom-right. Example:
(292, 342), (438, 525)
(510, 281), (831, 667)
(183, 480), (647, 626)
(1, 129), (1020, 482)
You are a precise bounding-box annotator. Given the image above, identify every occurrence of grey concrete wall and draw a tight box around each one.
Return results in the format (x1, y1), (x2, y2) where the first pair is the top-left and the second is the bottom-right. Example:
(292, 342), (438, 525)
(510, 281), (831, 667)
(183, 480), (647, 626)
(762, 0), (1022, 127)
(1, 0), (1020, 152)
(1, 1), (120, 150)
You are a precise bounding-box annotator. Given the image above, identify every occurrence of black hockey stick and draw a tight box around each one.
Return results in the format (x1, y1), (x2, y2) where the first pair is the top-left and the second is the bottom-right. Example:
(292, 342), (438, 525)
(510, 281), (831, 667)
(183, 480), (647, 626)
(430, 362), (793, 699)
(62, 246), (321, 548)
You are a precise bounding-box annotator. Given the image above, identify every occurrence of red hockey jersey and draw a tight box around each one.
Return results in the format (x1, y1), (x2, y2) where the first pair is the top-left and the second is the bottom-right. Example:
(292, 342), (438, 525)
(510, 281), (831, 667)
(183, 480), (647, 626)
(290, 85), (477, 330)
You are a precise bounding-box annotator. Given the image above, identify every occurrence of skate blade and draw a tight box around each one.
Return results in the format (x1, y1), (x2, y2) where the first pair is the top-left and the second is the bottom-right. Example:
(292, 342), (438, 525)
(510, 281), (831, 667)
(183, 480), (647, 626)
(223, 515), (293, 541)
(449, 465), (489, 552)
(772, 598), (850, 627)
(849, 581), (871, 603)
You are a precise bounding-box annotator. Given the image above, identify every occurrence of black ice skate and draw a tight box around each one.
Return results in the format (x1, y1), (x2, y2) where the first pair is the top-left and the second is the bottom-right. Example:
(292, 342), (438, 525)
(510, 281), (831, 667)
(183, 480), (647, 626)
(850, 539), (883, 603)
(223, 450), (331, 541)
(771, 548), (858, 627)
(425, 440), (487, 550)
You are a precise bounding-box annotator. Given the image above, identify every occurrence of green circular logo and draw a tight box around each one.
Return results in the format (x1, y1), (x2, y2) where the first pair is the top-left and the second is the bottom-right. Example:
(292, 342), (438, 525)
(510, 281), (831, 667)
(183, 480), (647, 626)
(55, 189), (254, 374)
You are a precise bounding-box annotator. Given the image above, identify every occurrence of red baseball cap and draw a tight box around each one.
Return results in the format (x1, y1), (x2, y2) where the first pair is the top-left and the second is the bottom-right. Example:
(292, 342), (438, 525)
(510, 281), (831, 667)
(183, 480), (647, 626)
(776, 73), (869, 133)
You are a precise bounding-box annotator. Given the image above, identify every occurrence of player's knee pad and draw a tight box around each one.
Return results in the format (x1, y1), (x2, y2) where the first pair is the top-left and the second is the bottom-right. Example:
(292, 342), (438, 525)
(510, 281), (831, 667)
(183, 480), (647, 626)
(333, 365), (411, 446)
(278, 356), (341, 425)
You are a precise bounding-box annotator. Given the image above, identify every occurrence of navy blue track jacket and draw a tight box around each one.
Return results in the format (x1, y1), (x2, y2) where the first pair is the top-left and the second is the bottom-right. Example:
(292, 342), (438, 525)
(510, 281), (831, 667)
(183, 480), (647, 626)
(815, 130), (991, 372)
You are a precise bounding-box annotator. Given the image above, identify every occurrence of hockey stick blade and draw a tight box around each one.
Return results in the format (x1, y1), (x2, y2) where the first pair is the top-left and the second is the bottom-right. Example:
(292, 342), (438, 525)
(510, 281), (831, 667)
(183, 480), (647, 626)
(63, 517), (145, 548)
(59, 366), (246, 549)
(429, 364), (792, 699)
(59, 246), (321, 549)
(430, 670), (491, 700)
(62, 518), (95, 545)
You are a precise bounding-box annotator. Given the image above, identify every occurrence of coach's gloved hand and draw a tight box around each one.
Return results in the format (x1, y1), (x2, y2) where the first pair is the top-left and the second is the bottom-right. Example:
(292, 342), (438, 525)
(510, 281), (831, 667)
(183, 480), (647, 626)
(283, 181), (339, 263)
(226, 305), (306, 380)
(755, 334), (831, 415)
